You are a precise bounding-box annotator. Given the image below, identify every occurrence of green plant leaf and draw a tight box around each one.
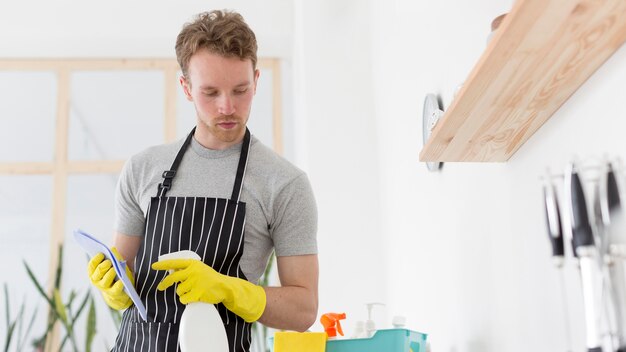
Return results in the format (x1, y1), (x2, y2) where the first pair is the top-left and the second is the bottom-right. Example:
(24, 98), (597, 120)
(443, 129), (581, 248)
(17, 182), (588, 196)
(3, 283), (9, 334)
(33, 309), (58, 351)
(4, 319), (18, 352)
(3, 283), (13, 352)
(59, 333), (70, 351)
(54, 245), (63, 290)
(85, 296), (96, 352)
(71, 291), (90, 322)
(66, 290), (77, 310)
(23, 261), (56, 309)
(16, 297), (25, 349)
(53, 288), (68, 324)
(2, 290), (22, 352)
(24, 259), (64, 350)
(18, 306), (38, 352)
(65, 289), (79, 330)
(12, 301), (26, 352)
(32, 332), (47, 351)
(58, 290), (90, 352)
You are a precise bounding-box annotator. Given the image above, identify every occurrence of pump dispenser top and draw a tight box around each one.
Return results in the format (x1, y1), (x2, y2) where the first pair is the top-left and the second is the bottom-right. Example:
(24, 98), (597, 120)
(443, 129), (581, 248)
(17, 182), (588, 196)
(365, 302), (385, 337)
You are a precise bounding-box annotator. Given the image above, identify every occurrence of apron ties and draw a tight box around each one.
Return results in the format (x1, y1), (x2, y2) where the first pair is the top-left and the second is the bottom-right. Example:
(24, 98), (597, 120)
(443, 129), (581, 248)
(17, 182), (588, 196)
(114, 128), (253, 352)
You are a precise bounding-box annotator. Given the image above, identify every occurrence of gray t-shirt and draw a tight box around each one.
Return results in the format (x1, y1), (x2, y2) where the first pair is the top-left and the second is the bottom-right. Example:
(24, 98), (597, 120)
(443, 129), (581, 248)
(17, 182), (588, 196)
(114, 134), (318, 284)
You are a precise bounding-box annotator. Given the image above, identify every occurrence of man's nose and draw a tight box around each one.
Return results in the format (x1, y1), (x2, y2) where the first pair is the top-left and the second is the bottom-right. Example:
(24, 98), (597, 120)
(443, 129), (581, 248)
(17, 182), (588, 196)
(217, 94), (235, 116)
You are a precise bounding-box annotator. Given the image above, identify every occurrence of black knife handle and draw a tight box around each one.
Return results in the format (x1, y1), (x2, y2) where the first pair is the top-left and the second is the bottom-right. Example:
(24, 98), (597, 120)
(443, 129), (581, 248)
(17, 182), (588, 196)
(569, 168), (594, 250)
(607, 163), (621, 211)
(543, 183), (564, 257)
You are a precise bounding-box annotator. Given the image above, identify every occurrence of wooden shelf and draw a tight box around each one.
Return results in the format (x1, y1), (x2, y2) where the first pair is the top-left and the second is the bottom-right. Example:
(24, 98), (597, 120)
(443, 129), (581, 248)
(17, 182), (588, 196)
(420, 0), (626, 162)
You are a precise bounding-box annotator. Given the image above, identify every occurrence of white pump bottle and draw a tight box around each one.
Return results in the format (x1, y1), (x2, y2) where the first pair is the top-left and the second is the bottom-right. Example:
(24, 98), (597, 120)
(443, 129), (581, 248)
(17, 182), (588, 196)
(365, 302), (385, 338)
(158, 250), (229, 352)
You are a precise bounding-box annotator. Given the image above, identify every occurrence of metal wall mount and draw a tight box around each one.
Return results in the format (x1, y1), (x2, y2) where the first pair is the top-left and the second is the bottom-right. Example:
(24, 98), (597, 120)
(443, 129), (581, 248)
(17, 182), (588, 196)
(422, 94), (444, 172)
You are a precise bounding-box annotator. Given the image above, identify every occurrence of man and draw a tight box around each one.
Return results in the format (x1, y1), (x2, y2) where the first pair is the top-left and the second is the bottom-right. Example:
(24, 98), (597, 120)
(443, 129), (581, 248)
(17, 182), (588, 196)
(87, 10), (318, 352)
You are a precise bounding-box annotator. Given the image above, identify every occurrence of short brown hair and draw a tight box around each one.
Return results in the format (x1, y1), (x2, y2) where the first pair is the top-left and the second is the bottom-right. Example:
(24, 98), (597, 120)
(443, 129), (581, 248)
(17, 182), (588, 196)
(175, 10), (258, 78)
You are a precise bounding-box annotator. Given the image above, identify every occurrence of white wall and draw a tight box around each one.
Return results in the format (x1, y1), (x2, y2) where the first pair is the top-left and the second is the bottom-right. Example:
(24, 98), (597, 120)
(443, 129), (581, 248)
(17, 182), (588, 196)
(0, 0), (293, 58)
(295, 0), (626, 351)
(294, 0), (387, 337)
(364, 0), (626, 351)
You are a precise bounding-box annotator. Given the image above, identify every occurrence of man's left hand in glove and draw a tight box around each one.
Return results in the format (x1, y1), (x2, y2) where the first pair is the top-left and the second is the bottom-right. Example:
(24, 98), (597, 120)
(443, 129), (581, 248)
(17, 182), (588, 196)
(152, 259), (266, 323)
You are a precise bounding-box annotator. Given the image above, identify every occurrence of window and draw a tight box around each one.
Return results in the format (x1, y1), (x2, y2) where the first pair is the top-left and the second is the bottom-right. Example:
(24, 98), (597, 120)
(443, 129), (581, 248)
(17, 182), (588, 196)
(0, 58), (282, 350)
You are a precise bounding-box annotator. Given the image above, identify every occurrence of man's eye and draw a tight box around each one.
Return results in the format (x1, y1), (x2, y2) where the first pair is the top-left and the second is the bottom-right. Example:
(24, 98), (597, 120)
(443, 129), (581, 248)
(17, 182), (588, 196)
(204, 91), (218, 97)
(234, 88), (248, 95)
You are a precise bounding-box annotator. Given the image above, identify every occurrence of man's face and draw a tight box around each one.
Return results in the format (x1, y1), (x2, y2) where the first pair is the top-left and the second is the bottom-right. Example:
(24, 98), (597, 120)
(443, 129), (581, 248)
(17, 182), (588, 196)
(181, 49), (259, 148)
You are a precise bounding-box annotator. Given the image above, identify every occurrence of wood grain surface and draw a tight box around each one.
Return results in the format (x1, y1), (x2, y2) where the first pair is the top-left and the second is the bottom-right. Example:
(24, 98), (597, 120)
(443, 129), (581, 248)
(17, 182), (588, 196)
(420, 0), (626, 162)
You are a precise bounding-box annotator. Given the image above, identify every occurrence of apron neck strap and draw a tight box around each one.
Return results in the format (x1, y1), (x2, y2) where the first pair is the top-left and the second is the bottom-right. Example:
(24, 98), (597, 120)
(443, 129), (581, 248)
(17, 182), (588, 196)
(230, 128), (251, 202)
(157, 127), (195, 197)
(157, 127), (252, 201)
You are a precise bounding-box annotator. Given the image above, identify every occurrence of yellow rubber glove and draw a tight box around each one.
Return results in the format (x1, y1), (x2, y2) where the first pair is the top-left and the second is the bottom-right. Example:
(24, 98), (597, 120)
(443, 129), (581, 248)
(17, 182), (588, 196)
(88, 247), (134, 310)
(152, 259), (266, 323)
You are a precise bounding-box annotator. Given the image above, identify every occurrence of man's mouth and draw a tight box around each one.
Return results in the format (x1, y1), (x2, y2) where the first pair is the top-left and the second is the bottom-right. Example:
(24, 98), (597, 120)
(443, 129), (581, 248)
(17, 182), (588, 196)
(218, 121), (237, 129)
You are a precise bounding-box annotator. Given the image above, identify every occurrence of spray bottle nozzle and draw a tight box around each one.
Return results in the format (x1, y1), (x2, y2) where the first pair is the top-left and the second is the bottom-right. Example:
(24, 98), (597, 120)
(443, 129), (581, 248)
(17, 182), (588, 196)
(320, 313), (346, 338)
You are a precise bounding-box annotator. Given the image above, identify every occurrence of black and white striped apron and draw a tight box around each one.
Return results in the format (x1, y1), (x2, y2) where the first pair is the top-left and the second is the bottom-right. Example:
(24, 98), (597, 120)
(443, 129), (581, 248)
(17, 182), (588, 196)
(114, 127), (253, 352)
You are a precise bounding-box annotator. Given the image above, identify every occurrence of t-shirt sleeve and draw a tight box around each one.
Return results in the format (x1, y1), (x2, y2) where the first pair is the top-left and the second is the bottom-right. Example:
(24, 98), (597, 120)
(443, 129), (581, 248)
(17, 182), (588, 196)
(114, 157), (146, 237)
(270, 173), (318, 256)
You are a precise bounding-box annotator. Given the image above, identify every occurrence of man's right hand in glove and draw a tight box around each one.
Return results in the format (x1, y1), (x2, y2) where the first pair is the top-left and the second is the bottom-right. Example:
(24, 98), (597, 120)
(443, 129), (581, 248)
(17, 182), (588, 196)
(88, 247), (134, 310)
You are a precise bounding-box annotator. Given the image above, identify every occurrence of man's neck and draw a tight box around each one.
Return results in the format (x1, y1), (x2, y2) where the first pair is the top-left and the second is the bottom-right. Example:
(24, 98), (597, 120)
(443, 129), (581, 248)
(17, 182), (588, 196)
(193, 125), (245, 150)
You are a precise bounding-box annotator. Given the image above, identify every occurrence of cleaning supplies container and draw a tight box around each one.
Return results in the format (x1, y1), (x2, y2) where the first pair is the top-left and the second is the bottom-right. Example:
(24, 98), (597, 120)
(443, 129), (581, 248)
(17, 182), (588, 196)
(326, 329), (427, 352)
(272, 332), (327, 352)
(270, 329), (427, 352)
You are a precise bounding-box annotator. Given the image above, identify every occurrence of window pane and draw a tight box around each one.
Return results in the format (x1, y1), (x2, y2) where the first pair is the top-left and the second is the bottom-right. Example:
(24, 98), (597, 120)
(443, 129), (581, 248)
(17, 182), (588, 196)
(0, 71), (56, 162)
(0, 175), (53, 341)
(64, 173), (119, 348)
(68, 71), (165, 160)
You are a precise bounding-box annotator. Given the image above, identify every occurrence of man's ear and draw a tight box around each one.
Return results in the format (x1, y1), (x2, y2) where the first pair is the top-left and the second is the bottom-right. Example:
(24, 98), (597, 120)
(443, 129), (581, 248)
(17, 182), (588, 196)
(253, 69), (260, 94)
(180, 75), (193, 101)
